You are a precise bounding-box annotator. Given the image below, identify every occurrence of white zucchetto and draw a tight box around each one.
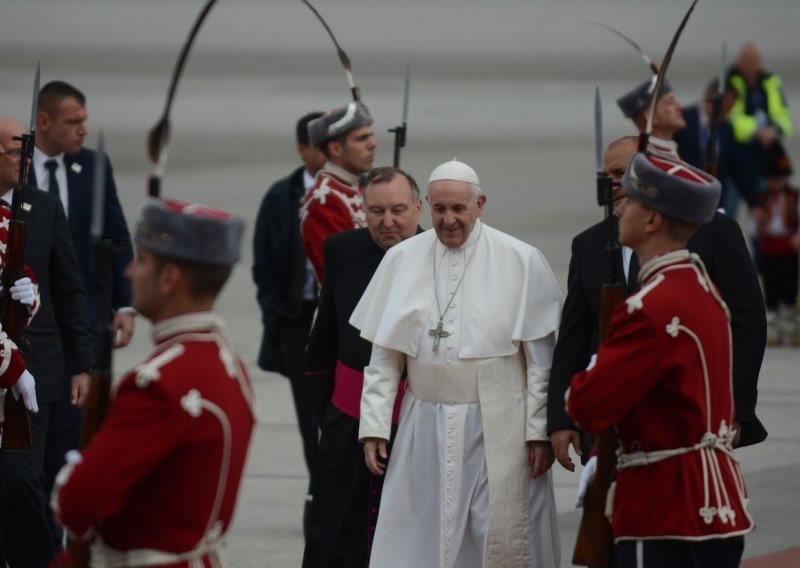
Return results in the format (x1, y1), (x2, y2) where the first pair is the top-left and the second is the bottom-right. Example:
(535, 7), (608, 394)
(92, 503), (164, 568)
(427, 159), (480, 189)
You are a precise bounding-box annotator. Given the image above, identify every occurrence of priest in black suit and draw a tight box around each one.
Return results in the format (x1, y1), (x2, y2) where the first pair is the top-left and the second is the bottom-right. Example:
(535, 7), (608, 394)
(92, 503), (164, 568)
(548, 136), (767, 476)
(0, 116), (95, 567)
(302, 167), (422, 568)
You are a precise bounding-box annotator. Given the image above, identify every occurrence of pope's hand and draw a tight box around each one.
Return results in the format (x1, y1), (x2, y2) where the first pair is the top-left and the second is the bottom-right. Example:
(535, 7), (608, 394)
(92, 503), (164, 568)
(363, 438), (389, 475)
(10, 277), (36, 306)
(528, 440), (555, 479)
(11, 369), (39, 413)
(575, 455), (597, 508)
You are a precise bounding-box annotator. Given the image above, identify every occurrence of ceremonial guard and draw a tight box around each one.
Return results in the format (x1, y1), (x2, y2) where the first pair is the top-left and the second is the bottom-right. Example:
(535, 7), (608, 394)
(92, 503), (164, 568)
(0, 201), (40, 414)
(617, 78), (684, 158)
(300, 102), (375, 282)
(568, 153), (754, 567)
(52, 198), (256, 567)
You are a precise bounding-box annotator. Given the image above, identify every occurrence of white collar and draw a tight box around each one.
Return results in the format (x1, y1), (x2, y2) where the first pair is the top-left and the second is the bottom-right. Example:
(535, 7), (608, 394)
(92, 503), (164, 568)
(152, 311), (225, 343)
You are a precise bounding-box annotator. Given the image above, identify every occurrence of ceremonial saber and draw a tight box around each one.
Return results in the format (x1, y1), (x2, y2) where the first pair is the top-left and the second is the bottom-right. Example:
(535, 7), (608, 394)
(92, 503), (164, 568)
(299, 0), (361, 101)
(639, 0), (699, 153)
(389, 64), (411, 168)
(147, 0), (219, 198)
(582, 21), (659, 74)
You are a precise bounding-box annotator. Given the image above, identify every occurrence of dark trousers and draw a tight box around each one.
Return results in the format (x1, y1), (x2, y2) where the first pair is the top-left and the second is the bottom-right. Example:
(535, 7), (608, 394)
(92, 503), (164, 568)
(279, 302), (318, 492)
(615, 536), (745, 568)
(302, 405), (392, 568)
(0, 403), (56, 568)
(762, 252), (799, 309)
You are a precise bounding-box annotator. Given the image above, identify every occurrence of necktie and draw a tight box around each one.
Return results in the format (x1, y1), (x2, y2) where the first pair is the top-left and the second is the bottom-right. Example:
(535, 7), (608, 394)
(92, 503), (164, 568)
(45, 159), (60, 201)
(627, 252), (640, 293)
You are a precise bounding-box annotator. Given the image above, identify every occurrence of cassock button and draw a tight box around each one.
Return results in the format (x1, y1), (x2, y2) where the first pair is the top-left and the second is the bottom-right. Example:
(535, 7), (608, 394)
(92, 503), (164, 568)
(451, 274), (457, 281)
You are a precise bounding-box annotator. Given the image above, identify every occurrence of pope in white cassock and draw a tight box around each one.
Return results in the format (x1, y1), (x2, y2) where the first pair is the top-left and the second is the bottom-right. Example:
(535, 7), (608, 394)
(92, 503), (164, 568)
(351, 160), (563, 567)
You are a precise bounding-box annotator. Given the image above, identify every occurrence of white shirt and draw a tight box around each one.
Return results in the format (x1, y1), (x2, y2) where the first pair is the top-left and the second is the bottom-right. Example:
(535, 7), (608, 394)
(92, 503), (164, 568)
(33, 148), (70, 217)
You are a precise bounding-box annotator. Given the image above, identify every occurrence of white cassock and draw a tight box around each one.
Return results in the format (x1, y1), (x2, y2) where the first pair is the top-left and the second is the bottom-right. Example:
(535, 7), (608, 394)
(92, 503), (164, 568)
(351, 220), (563, 568)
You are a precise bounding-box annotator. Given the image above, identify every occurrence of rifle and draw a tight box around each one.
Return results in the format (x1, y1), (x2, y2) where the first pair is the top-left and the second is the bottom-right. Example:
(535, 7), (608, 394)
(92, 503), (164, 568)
(65, 133), (115, 567)
(1, 63), (40, 452)
(388, 64), (410, 168)
(571, 87), (623, 566)
(704, 40), (727, 177)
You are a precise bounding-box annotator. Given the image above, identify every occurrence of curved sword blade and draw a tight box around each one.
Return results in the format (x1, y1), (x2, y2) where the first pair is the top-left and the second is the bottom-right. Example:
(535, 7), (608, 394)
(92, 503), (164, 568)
(147, 0), (219, 170)
(583, 21), (659, 74)
(641, 0), (699, 151)
(299, 0), (360, 101)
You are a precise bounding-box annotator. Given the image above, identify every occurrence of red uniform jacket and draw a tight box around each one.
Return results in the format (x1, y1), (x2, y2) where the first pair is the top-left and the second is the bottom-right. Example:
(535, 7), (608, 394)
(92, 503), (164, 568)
(54, 313), (256, 567)
(299, 162), (365, 283)
(568, 251), (754, 542)
(0, 204), (40, 390)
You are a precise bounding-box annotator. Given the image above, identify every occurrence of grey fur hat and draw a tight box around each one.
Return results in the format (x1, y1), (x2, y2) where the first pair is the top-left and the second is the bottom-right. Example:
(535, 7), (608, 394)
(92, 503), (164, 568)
(622, 152), (721, 224)
(308, 102), (373, 149)
(135, 198), (245, 265)
(617, 77), (673, 118)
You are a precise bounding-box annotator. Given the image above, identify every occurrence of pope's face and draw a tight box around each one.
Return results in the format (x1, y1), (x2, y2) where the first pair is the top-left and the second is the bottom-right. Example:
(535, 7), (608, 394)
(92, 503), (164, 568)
(427, 180), (486, 249)
(364, 175), (422, 250)
(40, 97), (88, 155)
(652, 92), (686, 135)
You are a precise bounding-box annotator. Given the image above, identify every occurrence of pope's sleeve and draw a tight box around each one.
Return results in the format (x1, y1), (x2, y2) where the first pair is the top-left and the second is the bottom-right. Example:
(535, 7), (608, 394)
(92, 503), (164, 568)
(53, 377), (192, 541)
(359, 344), (404, 442)
(523, 333), (555, 442)
(566, 304), (663, 433)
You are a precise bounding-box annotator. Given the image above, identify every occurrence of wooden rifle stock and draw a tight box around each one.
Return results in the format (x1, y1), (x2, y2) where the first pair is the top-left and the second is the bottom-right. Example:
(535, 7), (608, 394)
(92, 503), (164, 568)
(572, 174), (625, 566)
(66, 237), (115, 567)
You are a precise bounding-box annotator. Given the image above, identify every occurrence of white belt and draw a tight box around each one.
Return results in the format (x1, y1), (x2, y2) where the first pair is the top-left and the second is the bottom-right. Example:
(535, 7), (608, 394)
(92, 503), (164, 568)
(406, 359), (479, 404)
(91, 533), (226, 568)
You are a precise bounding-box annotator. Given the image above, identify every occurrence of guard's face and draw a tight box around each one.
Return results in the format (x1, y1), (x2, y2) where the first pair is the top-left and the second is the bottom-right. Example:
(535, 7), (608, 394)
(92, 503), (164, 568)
(126, 246), (164, 320)
(334, 125), (376, 176)
(653, 93), (686, 134)
(617, 197), (652, 249)
(0, 129), (23, 189)
(364, 176), (422, 250)
(427, 180), (486, 249)
(39, 97), (88, 155)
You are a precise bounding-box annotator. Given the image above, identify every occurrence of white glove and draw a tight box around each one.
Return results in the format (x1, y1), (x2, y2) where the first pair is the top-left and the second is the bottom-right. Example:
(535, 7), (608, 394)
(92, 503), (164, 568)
(10, 277), (35, 306)
(11, 369), (39, 413)
(575, 455), (597, 508)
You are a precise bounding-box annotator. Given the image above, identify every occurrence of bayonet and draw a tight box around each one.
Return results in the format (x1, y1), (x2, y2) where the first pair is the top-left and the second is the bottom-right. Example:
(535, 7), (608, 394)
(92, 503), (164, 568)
(147, 0), (219, 198)
(299, 0), (360, 101)
(639, 0), (699, 152)
(389, 64), (411, 168)
(705, 39), (727, 174)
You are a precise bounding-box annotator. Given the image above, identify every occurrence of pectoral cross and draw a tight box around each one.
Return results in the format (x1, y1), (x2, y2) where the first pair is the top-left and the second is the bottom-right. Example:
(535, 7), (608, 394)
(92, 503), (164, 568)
(428, 321), (451, 353)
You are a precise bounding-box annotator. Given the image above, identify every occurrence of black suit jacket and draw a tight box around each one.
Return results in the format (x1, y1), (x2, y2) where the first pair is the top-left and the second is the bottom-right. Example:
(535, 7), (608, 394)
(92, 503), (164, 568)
(19, 188), (95, 403)
(548, 212), (768, 447)
(305, 227), (422, 422)
(252, 166), (310, 373)
(29, 148), (133, 323)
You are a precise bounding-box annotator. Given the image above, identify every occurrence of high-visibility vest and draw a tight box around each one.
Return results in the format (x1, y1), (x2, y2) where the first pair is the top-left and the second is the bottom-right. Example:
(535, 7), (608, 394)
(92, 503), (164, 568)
(729, 73), (792, 144)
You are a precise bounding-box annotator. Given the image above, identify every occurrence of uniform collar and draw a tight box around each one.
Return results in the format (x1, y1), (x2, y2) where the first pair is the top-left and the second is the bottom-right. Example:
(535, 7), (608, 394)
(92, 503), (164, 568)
(639, 249), (692, 284)
(318, 161), (361, 191)
(152, 311), (225, 343)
